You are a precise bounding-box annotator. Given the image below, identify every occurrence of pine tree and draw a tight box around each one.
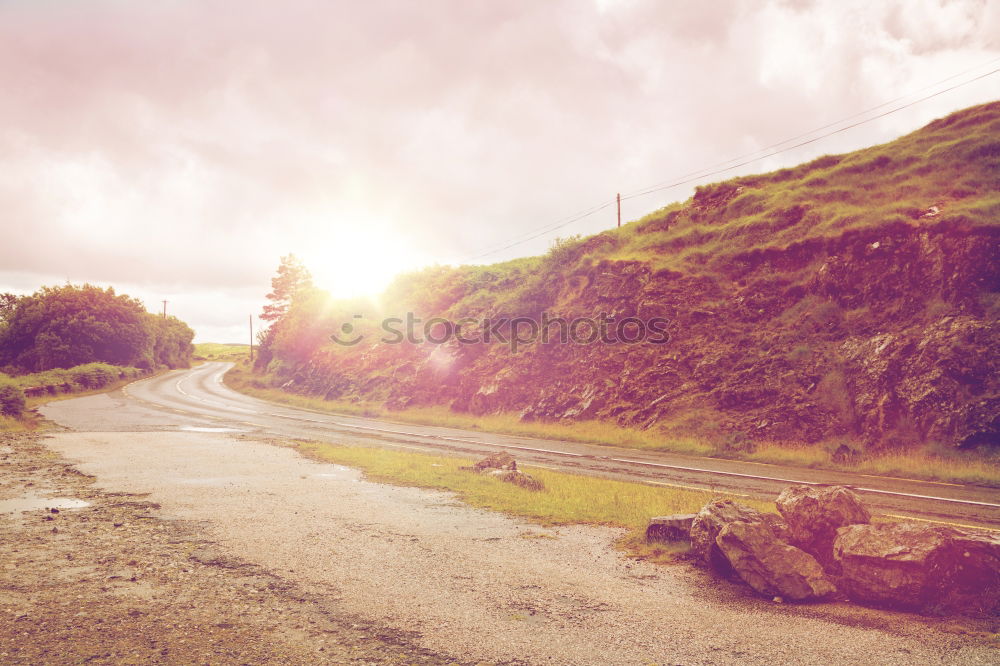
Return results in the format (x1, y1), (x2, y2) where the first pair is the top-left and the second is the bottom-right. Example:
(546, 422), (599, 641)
(260, 254), (313, 323)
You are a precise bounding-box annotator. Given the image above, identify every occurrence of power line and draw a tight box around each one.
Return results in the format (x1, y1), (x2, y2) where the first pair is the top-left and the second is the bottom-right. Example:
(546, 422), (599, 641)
(620, 55), (1000, 198)
(462, 60), (1000, 263)
(622, 67), (1000, 202)
(464, 199), (615, 261)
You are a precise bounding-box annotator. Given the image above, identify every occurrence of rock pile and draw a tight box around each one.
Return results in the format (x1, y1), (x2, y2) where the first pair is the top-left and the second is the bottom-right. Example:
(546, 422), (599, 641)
(689, 498), (833, 601)
(649, 485), (1000, 615)
(463, 452), (544, 491)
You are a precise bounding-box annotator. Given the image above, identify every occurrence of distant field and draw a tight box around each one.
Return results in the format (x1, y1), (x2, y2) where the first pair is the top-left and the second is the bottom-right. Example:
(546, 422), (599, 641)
(194, 343), (250, 361)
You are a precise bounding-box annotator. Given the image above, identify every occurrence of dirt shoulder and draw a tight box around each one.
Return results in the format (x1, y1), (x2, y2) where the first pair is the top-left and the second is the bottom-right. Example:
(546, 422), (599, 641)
(0, 432), (461, 665)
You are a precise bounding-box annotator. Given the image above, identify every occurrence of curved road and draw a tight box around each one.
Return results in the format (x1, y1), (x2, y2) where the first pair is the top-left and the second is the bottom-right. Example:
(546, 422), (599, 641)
(44, 362), (1000, 529)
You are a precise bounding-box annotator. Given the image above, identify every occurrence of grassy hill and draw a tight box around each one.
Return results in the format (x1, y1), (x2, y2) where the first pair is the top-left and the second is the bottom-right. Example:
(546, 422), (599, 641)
(251, 102), (1000, 466)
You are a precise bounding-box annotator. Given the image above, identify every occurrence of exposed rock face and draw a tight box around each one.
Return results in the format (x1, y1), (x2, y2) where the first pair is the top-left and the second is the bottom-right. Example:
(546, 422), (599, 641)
(839, 315), (1000, 449)
(267, 105), (1000, 453)
(646, 514), (696, 543)
(834, 522), (1000, 615)
(776, 485), (870, 569)
(716, 520), (836, 601)
(689, 500), (787, 572)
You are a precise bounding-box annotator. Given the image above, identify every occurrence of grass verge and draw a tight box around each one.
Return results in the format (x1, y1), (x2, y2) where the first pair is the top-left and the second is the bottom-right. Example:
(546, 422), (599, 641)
(225, 365), (1000, 487)
(295, 440), (773, 563)
(0, 369), (165, 432)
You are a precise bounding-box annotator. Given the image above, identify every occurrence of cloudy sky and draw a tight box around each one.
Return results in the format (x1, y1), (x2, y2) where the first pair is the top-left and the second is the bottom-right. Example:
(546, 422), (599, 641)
(1, 0), (998, 342)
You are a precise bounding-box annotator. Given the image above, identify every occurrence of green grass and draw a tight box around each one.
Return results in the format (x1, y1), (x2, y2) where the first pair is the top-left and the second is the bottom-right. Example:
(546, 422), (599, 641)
(0, 364), (159, 432)
(295, 440), (773, 562)
(224, 364), (715, 454)
(2, 363), (146, 391)
(194, 342), (251, 361)
(0, 413), (39, 432)
(225, 364), (1000, 487)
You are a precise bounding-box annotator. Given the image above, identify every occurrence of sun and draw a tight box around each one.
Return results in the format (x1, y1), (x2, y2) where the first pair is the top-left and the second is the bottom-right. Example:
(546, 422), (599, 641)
(294, 216), (430, 300)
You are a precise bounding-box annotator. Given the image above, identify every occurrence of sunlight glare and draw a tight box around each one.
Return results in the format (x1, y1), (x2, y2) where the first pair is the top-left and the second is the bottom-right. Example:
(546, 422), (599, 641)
(295, 216), (429, 300)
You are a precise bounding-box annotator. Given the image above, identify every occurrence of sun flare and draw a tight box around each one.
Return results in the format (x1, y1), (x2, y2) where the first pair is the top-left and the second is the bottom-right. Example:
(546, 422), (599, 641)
(294, 216), (430, 301)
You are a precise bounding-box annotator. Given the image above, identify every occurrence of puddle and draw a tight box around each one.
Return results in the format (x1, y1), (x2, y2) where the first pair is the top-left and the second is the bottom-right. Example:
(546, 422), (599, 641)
(314, 465), (353, 474)
(312, 465), (360, 481)
(0, 496), (90, 514)
(179, 426), (245, 433)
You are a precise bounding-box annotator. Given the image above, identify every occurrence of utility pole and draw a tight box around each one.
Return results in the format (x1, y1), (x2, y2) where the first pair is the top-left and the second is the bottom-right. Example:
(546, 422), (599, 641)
(161, 300), (168, 319)
(617, 193), (621, 228)
(249, 314), (254, 363)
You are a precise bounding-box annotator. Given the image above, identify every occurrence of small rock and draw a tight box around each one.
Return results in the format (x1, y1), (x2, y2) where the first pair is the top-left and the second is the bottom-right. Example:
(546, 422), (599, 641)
(486, 468), (544, 491)
(470, 451), (517, 472)
(646, 514), (696, 543)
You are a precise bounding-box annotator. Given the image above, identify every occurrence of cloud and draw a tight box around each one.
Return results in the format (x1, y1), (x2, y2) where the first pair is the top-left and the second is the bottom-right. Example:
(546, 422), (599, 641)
(0, 0), (997, 340)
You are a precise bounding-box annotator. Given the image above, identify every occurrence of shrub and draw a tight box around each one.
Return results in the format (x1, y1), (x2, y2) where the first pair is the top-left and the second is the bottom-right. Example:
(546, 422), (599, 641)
(70, 362), (119, 389)
(0, 378), (25, 417)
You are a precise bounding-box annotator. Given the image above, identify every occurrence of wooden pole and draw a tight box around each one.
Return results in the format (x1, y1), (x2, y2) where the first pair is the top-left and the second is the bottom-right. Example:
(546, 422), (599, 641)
(617, 193), (621, 228)
(249, 315), (254, 363)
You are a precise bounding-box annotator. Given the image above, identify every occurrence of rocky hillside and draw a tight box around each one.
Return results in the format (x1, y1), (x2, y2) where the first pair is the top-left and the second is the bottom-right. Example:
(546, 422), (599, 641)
(261, 102), (1000, 454)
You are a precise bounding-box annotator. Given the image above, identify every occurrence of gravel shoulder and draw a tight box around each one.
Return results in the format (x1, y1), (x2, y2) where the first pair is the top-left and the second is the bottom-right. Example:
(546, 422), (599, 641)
(0, 432), (460, 665)
(13, 428), (996, 665)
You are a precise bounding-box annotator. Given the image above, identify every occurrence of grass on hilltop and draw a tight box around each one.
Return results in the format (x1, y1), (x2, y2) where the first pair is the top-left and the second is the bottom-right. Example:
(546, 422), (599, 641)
(226, 363), (1000, 487)
(294, 440), (774, 562)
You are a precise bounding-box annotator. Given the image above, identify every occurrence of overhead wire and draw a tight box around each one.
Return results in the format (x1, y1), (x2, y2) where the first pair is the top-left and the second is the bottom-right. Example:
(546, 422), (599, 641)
(462, 59), (1000, 263)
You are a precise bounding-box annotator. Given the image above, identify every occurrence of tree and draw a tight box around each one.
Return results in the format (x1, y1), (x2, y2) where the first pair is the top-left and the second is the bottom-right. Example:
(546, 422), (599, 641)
(0, 284), (194, 372)
(0, 285), (153, 371)
(149, 315), (195, 368)
(0, 293), (20, 323)
(256, 254), (314, 369)
(0, 292), (19, 342)
(260, 254), (313, 323)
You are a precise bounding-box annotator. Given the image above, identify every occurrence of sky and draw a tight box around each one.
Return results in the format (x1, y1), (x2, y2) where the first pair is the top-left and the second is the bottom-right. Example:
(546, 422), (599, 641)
(1, 0), (998, 343)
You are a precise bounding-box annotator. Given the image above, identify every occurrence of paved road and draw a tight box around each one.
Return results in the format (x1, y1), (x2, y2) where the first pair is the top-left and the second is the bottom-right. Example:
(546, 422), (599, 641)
(43, 362), (1000, 529)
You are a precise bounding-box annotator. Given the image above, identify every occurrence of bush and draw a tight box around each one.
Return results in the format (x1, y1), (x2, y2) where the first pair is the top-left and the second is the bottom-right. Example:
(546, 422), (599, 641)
(70, 362), (119, 389)
(0, 378), (25, 417)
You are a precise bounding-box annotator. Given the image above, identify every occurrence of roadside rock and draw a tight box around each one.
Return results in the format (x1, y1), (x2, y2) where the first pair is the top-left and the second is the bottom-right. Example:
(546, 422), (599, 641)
(646, 514), (696, 543)
(834, 522), (1000, 616)
(777, 485), (870, 569)
(486, 468), (544, 491)
(716, 520), (836, 601)
(462, 452), (543, 491)
(689, 500), (787, 571)
(469, 451), (517, 472)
